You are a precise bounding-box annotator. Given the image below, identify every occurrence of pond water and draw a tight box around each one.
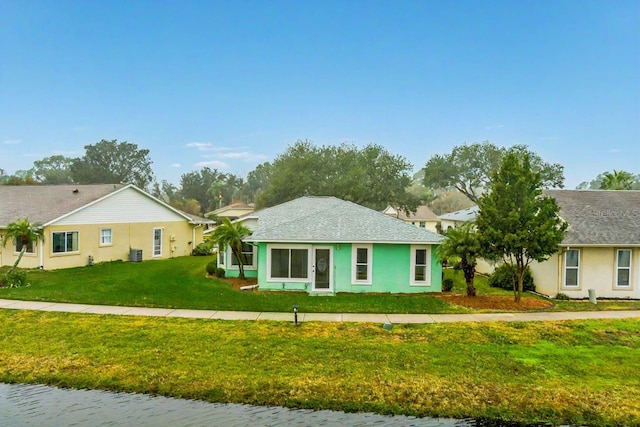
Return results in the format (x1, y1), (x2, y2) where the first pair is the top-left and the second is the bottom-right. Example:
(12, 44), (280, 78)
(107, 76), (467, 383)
(0, 382), (474, 426)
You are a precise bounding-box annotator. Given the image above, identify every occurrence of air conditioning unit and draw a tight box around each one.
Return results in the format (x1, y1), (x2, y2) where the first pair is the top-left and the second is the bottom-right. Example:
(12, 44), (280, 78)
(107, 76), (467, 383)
(129, 249), (143, 262)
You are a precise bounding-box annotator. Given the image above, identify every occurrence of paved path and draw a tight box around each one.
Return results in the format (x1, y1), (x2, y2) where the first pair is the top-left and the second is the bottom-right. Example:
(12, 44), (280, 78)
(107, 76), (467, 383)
(1, 298), (639, 324)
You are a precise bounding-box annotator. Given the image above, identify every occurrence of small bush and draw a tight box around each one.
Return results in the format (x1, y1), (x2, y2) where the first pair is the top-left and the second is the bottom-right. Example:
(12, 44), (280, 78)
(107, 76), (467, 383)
(216, 268), (226, 278)
(442, 278), (454, 292)
(488, 264), (535, 292)
(1, 270), (29, 288)
(192, 242), (213, 256)
(555, 292), (570, 300)
(206, 261), (217, 276)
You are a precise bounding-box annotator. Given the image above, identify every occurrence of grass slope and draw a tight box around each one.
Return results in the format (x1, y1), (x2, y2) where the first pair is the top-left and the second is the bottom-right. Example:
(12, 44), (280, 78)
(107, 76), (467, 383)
(0, 310), (637, 426)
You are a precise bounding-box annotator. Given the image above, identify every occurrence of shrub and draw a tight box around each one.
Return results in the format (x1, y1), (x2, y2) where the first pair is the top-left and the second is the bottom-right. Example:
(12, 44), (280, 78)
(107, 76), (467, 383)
(216, 268), (226, 278)
(1, 270), (29, 288)
(488, 264), (535, 292)
(555, 292), (570, 300)
(206, 261), (217, 276)
(442, 278), (454, 292)
(192, 242), (213, 256)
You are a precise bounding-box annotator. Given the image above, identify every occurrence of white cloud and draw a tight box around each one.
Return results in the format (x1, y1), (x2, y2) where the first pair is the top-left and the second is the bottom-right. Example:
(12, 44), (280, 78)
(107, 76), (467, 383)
(170, 163), (182, 168)
(2, 139), (22, 145)
(186, 142), (211, 148)
(52, 150), (82, 156)
(194, 160), (229, 169)
(218, 151), (269, 161)
(485, 125), (505, 130)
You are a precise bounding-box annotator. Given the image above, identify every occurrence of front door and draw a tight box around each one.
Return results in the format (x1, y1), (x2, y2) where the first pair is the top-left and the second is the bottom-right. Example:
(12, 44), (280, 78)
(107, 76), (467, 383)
(313, 247), (332, 292)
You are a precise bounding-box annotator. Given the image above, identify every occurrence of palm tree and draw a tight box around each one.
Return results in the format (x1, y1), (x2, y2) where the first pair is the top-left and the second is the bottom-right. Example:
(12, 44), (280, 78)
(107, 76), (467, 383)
(208, 218), (252, 280)
(600, 170), (634, 190)
(1, 218), (44, 274)
(436, 222), (481, 297)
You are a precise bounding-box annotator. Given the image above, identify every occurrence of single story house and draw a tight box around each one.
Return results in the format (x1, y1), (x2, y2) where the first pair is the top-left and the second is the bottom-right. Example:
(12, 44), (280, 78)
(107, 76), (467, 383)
(383, 205), (440, 233)
(529, 190), (640, 299)
(0, 184), (211, 270)
(218, 196), (444, 294)
(205, 202), (255, 221)
(438, 205), (479, 233)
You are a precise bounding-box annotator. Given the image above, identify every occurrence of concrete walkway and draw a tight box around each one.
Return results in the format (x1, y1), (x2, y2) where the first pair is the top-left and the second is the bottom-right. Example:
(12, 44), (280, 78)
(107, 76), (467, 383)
(1, 298), (639, 324)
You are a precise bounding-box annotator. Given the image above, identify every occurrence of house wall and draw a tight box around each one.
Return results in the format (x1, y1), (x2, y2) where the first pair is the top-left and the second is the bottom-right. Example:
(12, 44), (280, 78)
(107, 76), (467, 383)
(403, 219), (439, 233)
(530, 247), (639, 299)
(254, 242), (442, 294)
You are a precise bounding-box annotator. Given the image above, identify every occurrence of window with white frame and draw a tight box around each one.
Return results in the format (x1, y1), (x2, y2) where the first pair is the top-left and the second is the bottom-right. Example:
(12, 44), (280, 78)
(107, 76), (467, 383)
(411, 245), (430, 285)
(218, 243), (225, 267)
(52, 231), (79, 253)
(100, 229), (112, 245)
(564, 249), (580, 287)
(153, 228), (162, 257)
(352, 244), (372, 284)
(15, 239), (35, 254)
(268, 246), (309, 280)
(616, 249), (631, 287)
(231, 243), (255, 268)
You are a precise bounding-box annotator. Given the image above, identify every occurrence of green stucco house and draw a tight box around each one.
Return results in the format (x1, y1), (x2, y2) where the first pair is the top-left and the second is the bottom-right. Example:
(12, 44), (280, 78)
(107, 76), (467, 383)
(217, 196), (444, 294)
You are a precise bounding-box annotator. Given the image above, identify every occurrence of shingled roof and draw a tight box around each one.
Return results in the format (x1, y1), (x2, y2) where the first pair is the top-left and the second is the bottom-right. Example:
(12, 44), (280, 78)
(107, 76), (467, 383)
(245, 196), (443, 244)
(545, 190), (640, 246)
(0, 184), (210, 227)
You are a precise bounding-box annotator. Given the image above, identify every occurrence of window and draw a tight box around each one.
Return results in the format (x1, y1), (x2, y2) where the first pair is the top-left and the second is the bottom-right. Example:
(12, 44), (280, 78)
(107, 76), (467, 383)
(616, 249), (631, 287)
(564, 249), (580, 287)
(52, 231), (79, 253)
(153, 228), (162, 257)
(218, 244), (225, 267)
(269, 247), (309, 280)
(100, 229), (112, 245)
(231, 243), (255, 267)
(352, 244), (372, 284)
(419, 221), (426, 228)
(15, 239), (35, 254)
(411, 245), (431, 285)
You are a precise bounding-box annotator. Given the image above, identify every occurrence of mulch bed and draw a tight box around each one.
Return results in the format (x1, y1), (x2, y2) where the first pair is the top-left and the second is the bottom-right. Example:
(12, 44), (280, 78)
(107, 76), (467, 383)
(221, 277), (258, 290)
(434, 293), (554, 310)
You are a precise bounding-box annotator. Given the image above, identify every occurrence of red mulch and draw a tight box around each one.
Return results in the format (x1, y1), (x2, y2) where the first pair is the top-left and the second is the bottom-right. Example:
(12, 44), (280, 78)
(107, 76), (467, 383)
(434, 293), (554, 310)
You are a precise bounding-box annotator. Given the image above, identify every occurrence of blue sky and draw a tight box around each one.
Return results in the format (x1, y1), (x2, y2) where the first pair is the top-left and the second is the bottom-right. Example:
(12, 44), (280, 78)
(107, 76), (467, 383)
(1, 0), (638, 188)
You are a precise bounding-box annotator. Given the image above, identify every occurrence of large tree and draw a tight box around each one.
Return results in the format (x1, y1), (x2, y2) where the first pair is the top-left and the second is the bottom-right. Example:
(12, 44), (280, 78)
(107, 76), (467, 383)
(436, 222), (481, 296)
(1, 218), (44, 276)
(207, 218), (252, 280)
(258, 141), (419, 212)
(179, 167), (227, 212)
(476, 152), (567, 302)
(70, 139), (155, 189)
(423, 142), (565, 204)
(599, 170), (636, 190)
(31, 155), (74, 184)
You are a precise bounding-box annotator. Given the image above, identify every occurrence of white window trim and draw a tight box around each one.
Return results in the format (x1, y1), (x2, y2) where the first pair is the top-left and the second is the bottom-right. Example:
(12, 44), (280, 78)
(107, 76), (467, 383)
(563, 249), (580, 288)
(351, 244), (372, 285)
(153, 228), (162, 257)
(615, 249), (632, 288)
(228, 242), (257, 270)
(410, 245), (431, 286)
(266, 244), (312, 282)
(217, 245), (226, 267)
(52, 230), (80, 254)
(100, 228), (113, 246)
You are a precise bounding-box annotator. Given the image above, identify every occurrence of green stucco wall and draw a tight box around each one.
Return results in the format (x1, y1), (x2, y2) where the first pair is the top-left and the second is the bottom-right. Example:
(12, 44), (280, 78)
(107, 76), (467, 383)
(255, 242), (442, 294)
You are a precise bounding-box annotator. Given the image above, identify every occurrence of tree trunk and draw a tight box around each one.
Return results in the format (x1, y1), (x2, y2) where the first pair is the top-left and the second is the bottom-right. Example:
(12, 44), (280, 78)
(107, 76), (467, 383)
(461, 259), (476, 297)
(7, 247), (26, 275)
(514, 256), (524, 303)
(232, 247), (246, 280)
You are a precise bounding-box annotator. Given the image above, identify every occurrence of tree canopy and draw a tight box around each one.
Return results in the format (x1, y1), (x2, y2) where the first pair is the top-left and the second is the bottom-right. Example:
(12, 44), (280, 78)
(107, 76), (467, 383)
(70, 139), (155, 189)
(476, 152), (567, 302)
(258, 141), (419, 212)
(1, 218), (44, 276)
(436, 222), (481, 296)
(31, 155), (74, 184)
(577, 170), (640, 190)
(423, 142), (565, 204)
(207, 218), (252, 280)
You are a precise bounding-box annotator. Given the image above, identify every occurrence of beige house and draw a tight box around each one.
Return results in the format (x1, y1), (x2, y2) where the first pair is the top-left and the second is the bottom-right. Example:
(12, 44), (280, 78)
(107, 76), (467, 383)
(0, 184), (210, 270)
(530, 190), (640, 299)
(206, 202), (255, 221)
(438, 205), (479, 233)
(383, 205), (439, 233)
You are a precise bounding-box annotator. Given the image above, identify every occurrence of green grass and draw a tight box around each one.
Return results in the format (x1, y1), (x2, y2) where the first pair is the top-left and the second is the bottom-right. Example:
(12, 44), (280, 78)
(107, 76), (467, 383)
(2, 258), (639, 313)
(0, 310), (638, 426)
(0, 258), (460, 314)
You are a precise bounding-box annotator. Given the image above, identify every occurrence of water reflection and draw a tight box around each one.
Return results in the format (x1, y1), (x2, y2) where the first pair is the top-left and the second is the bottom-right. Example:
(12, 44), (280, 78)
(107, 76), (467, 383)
(0, 383), (472, 426)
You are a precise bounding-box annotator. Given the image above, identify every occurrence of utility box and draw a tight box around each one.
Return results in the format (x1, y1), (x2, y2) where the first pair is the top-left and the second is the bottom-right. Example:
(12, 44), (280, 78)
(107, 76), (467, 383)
(129, 249), (143, 262)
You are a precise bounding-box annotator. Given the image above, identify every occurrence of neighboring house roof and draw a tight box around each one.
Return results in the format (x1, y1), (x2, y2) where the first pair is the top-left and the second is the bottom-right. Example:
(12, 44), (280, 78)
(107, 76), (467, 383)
(206, 202), (255, 217)
(438, 205), (479, 222)
(383, 205), (439, 221)
(544, 190), (640, 246)
(0, 184), (211, 227)
(245, 196), (443, 244)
